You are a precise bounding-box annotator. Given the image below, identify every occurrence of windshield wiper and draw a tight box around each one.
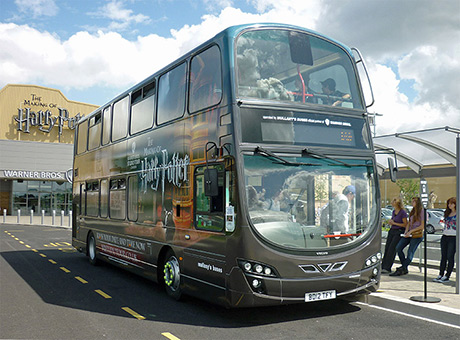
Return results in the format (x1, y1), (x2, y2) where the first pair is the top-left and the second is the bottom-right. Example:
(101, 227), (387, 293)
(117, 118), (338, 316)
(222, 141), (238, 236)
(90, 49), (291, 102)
(302, 148), (355, 167)
(255, 147), (319, 166)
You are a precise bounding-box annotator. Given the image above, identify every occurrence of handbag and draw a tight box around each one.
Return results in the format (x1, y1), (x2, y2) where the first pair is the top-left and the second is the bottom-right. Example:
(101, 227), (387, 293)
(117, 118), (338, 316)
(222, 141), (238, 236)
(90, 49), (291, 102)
(411, 228), (423, 238)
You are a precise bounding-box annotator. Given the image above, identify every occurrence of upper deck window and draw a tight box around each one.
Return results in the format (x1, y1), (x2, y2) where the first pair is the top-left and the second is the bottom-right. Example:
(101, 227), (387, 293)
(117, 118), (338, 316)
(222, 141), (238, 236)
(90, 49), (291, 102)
(112, 96), (129, 141)
(189, 45), (222, 113)
(236, 29), (363, 110)
(76, 120), (88, 155)
(88, 111), (101, 150)
(102, 106), (111, 145)
(130, 81), (155, 135)
(157, 62), (186, 125)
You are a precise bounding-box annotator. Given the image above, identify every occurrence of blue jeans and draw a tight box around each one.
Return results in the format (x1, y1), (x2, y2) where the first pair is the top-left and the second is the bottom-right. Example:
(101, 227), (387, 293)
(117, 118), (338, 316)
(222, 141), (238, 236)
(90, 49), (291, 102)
(396, 236), (423, 270)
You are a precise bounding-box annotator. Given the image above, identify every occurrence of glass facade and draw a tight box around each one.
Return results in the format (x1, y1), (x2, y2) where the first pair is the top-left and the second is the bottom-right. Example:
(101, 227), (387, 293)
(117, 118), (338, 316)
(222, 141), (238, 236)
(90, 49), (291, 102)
(10, 180), (72, 215)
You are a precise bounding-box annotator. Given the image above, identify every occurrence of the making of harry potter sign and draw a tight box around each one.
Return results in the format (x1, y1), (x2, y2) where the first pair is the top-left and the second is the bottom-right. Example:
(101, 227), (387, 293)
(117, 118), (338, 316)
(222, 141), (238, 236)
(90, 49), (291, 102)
(13, 93), (84, 136)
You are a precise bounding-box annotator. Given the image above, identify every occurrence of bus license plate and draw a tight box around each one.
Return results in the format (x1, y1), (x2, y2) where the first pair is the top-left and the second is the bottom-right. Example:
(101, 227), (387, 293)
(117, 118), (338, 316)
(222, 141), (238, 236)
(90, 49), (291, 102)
(305, 290), (336, 302)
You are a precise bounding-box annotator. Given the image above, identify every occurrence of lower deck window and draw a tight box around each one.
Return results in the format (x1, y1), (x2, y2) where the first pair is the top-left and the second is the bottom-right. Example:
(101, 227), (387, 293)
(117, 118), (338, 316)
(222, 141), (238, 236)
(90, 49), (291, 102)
(110, 178), (126, 219)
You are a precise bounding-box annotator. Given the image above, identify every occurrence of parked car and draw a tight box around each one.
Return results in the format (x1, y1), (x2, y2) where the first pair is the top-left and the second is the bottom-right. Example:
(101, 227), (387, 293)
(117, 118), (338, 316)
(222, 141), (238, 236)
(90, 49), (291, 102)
(425, 210), (445, 234)
(381, 208), (393, 228)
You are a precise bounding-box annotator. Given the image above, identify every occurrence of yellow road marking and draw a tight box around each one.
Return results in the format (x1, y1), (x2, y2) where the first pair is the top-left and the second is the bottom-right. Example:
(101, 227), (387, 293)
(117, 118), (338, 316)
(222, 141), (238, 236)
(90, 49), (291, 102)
(32, 249), (38, 252)
(39, 253), (47, 258)
(48, 259), (57, 264)
(19, 241), (24, 244)
(25, 245), (31, 248)
(161, 332), (181, 340)
(59, 267), (71, 273)
(59, 248), (76, 253)
(95, 290), (112, 299)
(75, 276), (88, 284)
(14, 237), (19, 240)
(122, 307), (145, 320)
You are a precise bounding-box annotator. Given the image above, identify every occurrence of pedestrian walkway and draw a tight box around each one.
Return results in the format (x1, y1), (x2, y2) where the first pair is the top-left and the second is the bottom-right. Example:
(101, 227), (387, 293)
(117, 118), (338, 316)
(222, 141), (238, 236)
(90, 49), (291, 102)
(1, 214), (71, 228)
(366, 265), (460, 327)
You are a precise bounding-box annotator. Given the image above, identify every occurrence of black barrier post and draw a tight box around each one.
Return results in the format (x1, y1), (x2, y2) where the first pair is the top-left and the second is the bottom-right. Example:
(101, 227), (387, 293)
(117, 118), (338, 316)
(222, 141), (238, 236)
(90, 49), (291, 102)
(410, 178), (441, 303)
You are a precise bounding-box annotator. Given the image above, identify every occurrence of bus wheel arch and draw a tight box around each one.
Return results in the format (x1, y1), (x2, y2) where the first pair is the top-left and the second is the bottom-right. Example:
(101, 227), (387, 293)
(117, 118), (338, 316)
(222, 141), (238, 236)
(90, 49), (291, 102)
(162, 248), (182, 300)
(87, 231), (99, 266)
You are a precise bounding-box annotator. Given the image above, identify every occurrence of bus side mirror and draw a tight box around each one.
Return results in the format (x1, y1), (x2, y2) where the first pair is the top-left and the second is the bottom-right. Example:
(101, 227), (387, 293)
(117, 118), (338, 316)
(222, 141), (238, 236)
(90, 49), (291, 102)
(388, 158), (397, 183)
(204, 168), (219, 197)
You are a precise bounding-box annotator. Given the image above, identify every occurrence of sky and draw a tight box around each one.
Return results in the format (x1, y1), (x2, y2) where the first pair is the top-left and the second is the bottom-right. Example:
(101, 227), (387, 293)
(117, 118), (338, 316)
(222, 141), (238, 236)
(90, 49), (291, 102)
(0, 0), (459, 135)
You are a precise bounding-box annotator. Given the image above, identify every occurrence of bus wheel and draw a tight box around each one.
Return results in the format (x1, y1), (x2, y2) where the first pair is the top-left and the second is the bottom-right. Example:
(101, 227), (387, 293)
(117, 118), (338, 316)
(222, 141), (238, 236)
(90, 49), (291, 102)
(163, 250), (182, 300)
(88, 232), (99, 266)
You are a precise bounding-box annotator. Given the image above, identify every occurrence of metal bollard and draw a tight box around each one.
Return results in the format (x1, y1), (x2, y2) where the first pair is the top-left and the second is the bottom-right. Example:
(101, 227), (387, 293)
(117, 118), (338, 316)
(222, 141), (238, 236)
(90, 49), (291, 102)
(69, 211), (72, 227)
(17, 210), (20, 223)
(30, 210), (34, 224)
(60, 210), (64, 226)
(52, 210), (56, 225)
(3, 209), (6, 223)
(41, 210), (45, 225)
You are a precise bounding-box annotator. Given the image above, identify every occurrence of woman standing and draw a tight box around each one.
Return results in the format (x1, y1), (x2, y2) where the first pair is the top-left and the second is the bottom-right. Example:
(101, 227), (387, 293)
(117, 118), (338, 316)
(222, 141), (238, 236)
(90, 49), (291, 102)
(390, 197), (425, 276)
(434, 197), (457, 283)
(381, 198), (408, 274)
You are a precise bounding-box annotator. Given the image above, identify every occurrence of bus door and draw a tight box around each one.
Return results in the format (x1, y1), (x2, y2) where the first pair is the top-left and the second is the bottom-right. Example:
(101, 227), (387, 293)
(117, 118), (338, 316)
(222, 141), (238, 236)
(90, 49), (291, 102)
(181, 163), (229, 293)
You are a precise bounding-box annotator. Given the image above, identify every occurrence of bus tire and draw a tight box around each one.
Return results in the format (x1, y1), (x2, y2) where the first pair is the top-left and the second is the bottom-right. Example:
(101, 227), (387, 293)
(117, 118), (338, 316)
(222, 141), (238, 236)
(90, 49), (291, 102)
(163, 249), (182, 300)
(88, 232), (99, 266)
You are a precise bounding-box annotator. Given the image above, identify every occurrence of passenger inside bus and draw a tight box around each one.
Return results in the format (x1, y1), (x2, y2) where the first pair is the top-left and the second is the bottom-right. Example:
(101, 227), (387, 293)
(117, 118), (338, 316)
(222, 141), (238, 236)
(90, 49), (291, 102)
(320, 78), (351, 106)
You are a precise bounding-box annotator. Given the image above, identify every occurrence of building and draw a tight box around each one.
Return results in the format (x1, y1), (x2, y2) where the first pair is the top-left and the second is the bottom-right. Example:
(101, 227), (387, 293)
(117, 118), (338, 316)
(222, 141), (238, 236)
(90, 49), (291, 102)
(0, 84), (98, 216)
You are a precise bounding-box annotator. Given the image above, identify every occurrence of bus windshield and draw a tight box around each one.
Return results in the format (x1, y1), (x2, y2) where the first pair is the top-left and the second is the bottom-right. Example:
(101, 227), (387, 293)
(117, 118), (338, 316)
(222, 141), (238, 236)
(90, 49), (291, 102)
(236, 28), (364, 109)
(243, 154), (377, 251)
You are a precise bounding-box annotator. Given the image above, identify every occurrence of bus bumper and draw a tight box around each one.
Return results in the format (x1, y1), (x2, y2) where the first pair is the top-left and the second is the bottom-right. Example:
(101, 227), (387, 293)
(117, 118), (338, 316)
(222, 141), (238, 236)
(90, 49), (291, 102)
(226, 266), (379, 308)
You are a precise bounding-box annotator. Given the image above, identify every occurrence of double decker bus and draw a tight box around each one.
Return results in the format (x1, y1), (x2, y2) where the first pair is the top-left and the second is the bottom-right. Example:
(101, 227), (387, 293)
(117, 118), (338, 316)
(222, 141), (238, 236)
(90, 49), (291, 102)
(72, 23), (381, 307)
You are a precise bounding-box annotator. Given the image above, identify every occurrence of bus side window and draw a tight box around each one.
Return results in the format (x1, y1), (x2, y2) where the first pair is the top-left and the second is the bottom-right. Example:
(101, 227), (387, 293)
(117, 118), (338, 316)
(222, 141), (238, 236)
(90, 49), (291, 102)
(194, 165), (224, 231)
(109, 178), (126, 220)
(100, 179), (108, 218)
(78, 183), (85, 215)
(157, 62), (186, 125)
(130, 81), (155, 135)
(86, 180), (99, 216)
(88, 111), (101, 150)
(189, 45), (222, 113)
(102, 106), (111, 145)
(127, 176), (138, 221)
(112, 96), (129, 141)
(77, 120), (88, 154)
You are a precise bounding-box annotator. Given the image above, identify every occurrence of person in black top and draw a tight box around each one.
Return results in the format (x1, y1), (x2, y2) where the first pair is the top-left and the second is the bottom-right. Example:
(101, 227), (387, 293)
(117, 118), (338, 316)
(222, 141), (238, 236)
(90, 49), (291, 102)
(320, 78), (351, 106)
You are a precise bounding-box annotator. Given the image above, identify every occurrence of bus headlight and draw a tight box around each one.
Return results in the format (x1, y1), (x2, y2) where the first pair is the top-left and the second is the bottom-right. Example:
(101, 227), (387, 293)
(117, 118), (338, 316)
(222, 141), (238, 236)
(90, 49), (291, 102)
(244, 262), (252, 272)
(238, 259), (278, 278)
(364, 252), (381, 269)
(255, 264), (263, 273)
(252, 279), (262, 289)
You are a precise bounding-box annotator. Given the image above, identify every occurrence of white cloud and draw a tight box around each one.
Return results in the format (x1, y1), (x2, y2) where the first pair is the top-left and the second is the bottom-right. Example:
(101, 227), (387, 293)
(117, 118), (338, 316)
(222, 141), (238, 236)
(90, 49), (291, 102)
(0, 23), (175, 90)
(88, 0), (150, 32)
(14, 0), (58, 18)
(398, 45), (460, 109)
(369, 62), (458, 135)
